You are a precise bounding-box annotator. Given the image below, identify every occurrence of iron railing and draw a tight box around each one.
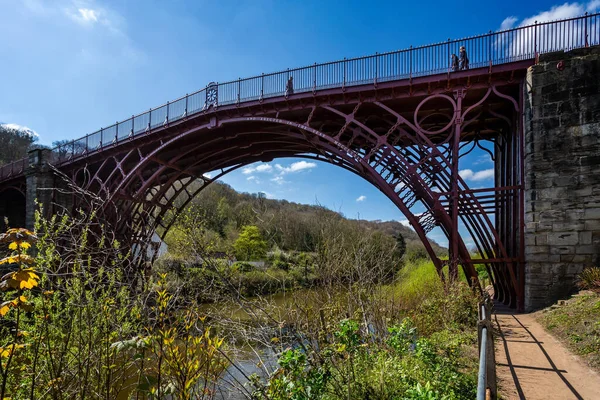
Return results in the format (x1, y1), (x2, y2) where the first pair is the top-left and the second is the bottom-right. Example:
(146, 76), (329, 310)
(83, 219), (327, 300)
(477, 297), (496, 400)
(1, 12), (598, 181)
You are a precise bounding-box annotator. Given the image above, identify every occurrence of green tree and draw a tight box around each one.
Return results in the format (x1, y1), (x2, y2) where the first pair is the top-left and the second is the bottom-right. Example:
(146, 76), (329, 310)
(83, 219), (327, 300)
(233, 225), (267, 261)
(395, 233), (406, 259)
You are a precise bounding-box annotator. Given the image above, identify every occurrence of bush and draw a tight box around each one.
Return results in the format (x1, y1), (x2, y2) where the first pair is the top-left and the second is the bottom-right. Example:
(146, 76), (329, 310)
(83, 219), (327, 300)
(578, 267), (600, 292)
(232, 261), (256, 273)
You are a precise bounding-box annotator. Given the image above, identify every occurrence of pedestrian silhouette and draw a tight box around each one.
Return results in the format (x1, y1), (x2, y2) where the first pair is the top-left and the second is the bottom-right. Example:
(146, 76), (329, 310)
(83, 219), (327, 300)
(459, 46), (469, 70)
(451, 54), (459, 72)
(285, 76), (294, 96)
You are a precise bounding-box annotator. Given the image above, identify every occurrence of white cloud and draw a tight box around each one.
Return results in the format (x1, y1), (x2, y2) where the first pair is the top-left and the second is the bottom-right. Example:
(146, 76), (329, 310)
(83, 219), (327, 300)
(356, 195), (366, 202)
(247, 175), (256, 181)
(459, 168), (494, 182)
(271, 176), (287, 185)
(275, 161), (316, 174)
(473, 154), (493, 165)
(588, 0), (600, 11)
(78, 8), (98, 23)
(255, 164), (273, 172)
(497, 2), (598, 58)
(399, 219), (412, 229)
(242, 163), (272, 174)
(0, 123), (39, 138)
(500, 16), (518, 30)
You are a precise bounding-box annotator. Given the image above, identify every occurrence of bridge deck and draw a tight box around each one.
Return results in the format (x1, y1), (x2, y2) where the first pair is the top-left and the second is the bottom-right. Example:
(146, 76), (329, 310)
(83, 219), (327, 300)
(1, 13), (598, 182)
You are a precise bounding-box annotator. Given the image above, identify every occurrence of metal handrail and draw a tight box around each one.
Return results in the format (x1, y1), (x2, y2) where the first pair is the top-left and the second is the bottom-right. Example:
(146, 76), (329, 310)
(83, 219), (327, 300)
(477, 296), (496, 400)
(1, 12), (598, 181)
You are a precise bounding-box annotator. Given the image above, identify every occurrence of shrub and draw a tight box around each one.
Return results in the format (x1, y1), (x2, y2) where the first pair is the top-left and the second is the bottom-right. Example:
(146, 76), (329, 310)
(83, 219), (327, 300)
(232, 261), (256, 273)
(577, 267), (600, 292)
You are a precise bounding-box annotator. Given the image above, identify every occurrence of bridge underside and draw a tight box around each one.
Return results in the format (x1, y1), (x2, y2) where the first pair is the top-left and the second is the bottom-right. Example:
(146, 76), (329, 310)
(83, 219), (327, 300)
(2, 65), (529, 309)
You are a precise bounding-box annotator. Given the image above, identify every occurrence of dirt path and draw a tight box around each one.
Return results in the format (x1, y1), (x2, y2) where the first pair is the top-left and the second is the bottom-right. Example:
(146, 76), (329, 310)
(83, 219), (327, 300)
(494, 309), (600, 399)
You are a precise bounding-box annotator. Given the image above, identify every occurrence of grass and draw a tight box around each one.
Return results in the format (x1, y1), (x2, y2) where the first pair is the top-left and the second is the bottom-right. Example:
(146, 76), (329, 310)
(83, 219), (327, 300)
(538, 291), (600, 371)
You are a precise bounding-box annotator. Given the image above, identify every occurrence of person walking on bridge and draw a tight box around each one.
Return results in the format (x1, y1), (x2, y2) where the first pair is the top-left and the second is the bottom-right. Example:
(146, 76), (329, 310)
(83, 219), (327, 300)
(459, 46), (469, 70)
(285, 76), (294, 96)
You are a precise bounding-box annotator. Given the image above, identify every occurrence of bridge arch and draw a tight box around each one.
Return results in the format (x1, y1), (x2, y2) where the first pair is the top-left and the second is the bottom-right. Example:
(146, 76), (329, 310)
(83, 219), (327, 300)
(0, 186), (26, 231)
(101, 112), (490, 285)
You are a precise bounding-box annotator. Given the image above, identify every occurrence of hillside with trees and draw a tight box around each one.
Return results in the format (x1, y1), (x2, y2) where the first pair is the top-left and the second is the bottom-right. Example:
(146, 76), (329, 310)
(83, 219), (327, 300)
(165, 180), (446, 259)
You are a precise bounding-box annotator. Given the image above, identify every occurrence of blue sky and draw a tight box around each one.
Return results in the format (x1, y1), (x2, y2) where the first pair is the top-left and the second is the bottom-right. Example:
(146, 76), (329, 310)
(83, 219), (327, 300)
(1, 0), (599, 247)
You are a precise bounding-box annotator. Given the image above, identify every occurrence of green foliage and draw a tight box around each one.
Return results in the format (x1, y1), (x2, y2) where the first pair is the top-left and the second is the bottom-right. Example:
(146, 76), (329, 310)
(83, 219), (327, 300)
(234, 225), (268, 261)
(232, 261), (256, 273)
(539, 292), (600, 370)
(253, 314), (477, 400)
(395, 233), (407, 259)
(0, 214), (228, 399)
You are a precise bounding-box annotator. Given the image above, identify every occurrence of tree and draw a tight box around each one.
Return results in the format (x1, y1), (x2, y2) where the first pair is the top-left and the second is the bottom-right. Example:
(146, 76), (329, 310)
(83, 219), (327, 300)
(0, 124), (38, 165)
(233, 225), (267, 261)
(394, 234), (406, 259)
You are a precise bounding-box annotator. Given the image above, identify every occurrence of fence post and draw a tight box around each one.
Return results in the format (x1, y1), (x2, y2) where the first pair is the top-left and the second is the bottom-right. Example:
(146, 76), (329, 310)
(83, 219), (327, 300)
(534, 20), (538, 63)
(585, 12), (589, 47)
(237, 78), (241, 104)
(374, 53), (378, 86)
(409, 46), (413, 79)
(447, 39), (451, 74)
(260, 73), (264, 101)
(115, 122), (119, 143)
(313, 63), (317, 94)
(342, 58), (346, 90)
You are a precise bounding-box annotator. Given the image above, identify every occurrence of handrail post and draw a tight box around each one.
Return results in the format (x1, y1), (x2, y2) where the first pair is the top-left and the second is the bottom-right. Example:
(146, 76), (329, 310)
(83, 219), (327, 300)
(342, 58), (346, 90)
(409, 46), (413, 79)
(374, 52), (378, 86)
(260, 73), (264, 101)
(534, 20), (538, 63)
(100, 127), (103, 149)
(185, 94), (188, 118)
(585, 12), (589, 47)
(447, 39), (451, 74)
(115, 122), (119, 143)
(488, 31), (492, 66)
(313, 63), (317, 94)
(237, 78), (241, 104)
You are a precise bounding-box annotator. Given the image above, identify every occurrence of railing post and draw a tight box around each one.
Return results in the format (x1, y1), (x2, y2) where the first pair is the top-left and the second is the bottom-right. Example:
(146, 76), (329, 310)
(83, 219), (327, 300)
(585, 12), (589, 47)
(447, 39), (451, 74)
(409, 45), (413, 79)
(488, 31), (492, 66)
(115, 122), (119, 143)
(313, 63), (317, 94)
(148, 108), (152, 132)
(130, 115), (135, 138)
(374, 52), (378, 86)
(165, 101), (169, 126)
(342, 58), (346, 90)
(237, 78), (241, 104)
(260, 73), (264, 101)
(534, 20), (538, 63)
(185, 94), (188, 118)
(100, 127), (103, 149)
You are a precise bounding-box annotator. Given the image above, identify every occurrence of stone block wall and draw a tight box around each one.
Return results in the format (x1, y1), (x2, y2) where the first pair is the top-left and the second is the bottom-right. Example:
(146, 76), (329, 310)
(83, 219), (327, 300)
(524, 46), (600, 311)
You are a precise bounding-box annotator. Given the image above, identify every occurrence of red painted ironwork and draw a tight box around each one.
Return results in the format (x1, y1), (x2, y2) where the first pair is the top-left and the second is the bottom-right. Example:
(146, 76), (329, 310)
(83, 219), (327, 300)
(1, 14), (598, 310)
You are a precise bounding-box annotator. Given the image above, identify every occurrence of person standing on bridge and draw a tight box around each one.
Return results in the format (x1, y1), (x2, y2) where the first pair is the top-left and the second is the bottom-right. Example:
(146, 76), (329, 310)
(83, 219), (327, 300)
(285, 76), (294, 96)
(459, 46), (469, 70)
(450, 54), (459, 72)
